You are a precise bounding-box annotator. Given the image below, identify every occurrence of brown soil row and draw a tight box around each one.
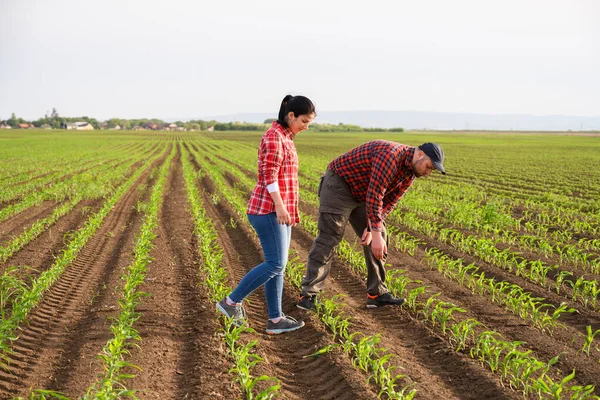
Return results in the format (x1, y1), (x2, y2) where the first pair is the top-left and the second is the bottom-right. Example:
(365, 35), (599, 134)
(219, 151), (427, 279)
(0, 144), (163, 279)
(201, 153), (517, 399)
(296, 183), (600, 393)
(0, 148), (168, 397)
(382, 219), (600, 390)
(0, 200), (61, 245)
(208, 151), (600, 396)
(196, 169), (379, 400)
(124, 145), (236, 399)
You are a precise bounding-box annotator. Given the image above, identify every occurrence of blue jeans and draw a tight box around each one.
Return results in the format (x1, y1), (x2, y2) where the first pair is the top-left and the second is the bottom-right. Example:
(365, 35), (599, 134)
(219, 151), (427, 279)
(229, 213), (292, 319)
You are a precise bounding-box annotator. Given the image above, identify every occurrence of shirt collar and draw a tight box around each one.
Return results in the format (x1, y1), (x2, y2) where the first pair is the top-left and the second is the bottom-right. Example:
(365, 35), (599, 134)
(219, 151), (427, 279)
(272, 121), (295, 139)
(404, 147), (416, 175)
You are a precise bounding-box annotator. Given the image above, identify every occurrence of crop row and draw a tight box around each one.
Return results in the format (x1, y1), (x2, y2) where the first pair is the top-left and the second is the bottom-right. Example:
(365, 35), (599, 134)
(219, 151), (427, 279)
(189, 145), (418, 398)
(0, 149), (164, 371)
(79, 146), (175, 398)
(0, 153), (154, 264)
(181, 145), (280, 399)
(0, 144), (159, 225)
(198, 142), (599, 398)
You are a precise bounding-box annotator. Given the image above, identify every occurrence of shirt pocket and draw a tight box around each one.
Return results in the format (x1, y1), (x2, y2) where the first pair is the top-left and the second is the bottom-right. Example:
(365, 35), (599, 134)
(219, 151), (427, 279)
(282, 141), (298, 166)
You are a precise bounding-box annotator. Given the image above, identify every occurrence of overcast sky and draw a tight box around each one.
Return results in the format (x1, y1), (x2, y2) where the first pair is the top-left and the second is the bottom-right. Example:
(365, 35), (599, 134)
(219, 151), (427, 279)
(1, 0), (599, 121)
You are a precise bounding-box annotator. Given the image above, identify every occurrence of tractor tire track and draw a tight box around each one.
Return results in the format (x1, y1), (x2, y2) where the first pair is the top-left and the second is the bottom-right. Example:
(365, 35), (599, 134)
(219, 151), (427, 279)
(0, 150), (167, 398)
(196, 169), (379, 400)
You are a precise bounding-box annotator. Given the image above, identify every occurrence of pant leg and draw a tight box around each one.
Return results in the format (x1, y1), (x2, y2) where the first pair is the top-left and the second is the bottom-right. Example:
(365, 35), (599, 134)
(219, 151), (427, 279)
(301, 170), (360, 296)
(264, 223), (291, 319)
(229, 213), (289, 319)
(348, 204), (389, 296)
(301, 212), (349, 296)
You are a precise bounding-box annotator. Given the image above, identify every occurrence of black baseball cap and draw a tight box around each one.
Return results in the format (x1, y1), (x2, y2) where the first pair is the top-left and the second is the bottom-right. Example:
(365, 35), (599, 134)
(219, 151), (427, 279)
(418, 143), (446, 175)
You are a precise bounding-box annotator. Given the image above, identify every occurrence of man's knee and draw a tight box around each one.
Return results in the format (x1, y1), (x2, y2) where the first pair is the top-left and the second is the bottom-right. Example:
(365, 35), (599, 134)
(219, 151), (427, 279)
(307, 236), (337, 265)
(317, 212), (347, 238)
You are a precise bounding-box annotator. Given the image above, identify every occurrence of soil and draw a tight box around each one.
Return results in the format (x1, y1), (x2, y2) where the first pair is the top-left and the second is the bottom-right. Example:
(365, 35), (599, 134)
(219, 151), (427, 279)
(0, 141), (598, 399)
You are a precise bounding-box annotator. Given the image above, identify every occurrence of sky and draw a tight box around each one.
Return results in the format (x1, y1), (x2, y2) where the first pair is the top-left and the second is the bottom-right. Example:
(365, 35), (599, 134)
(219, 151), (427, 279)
(1, 0), (599, 121)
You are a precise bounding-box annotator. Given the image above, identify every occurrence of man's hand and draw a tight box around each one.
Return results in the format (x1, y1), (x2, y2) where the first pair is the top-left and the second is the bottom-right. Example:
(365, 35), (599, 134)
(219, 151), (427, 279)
(371, 231), (387, 260)
(360, 228), (372, 246)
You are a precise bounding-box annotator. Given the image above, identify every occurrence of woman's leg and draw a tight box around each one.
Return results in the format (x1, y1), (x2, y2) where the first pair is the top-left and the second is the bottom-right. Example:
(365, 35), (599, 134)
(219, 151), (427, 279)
(228, 213), (288, 317)
(264, 223), (291, 319)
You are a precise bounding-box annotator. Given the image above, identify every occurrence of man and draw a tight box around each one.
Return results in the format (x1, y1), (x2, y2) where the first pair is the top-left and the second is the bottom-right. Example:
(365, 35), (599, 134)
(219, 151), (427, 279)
(297, 141), (446, 310)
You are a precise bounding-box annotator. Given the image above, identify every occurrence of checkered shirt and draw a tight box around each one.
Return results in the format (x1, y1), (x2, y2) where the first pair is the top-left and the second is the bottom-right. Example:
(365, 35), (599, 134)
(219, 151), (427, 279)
(328, 140), (416, 231)
(246, 122), (300, 223)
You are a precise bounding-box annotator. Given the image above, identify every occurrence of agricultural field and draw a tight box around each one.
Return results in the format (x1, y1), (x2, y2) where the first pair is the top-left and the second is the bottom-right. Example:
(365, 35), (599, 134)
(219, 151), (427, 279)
(0, 128), (599, 399)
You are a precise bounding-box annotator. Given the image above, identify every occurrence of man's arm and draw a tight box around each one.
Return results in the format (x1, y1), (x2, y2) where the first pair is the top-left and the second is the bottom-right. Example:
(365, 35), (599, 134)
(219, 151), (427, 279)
(365, 148), (400, 260)
(365, 149), (398, 232)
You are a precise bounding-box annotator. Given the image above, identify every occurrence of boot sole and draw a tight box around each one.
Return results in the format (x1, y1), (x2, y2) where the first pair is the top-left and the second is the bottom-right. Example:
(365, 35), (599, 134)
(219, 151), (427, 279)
(266, 321), (305, 334)
(296, 303), (316, 311)
(216, 302), (247, 327)
(366, 301), (405, 308)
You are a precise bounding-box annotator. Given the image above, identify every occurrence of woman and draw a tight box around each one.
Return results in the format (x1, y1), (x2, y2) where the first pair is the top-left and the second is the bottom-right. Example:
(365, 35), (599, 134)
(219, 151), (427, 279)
(217, 95), (316, 334)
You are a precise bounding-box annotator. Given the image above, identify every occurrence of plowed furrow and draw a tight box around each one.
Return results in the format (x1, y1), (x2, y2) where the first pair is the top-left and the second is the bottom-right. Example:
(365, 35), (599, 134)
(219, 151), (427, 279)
(203, 155), (519, 399)
(125, 148), (237, 399)
(197, 173), (379, 400)
(292, 224), (517, 400)
(0, 154), (164, 399)
(0, 200), (58, 243)
(379, 221), (600, 389)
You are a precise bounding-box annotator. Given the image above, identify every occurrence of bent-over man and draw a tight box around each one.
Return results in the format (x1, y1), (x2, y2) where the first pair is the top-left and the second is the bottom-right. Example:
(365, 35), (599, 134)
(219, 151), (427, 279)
(297, 140), (446, 310)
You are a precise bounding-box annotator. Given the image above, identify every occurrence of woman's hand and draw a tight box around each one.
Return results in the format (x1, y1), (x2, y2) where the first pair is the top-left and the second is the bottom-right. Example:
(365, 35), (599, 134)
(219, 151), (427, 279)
(275, 204), (292, 225)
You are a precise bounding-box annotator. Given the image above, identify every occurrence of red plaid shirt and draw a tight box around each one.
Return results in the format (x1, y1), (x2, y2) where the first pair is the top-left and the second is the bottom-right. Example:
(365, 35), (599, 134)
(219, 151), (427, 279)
(247, 122), (300, 223)
(328, 140), (416, 232)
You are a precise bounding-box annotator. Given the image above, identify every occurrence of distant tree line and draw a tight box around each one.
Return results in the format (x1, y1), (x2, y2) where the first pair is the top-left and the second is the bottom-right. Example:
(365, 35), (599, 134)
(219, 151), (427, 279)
(1, 109), (103, 129)
(262, 119), (403, 132)
(1, 110), (403, 132)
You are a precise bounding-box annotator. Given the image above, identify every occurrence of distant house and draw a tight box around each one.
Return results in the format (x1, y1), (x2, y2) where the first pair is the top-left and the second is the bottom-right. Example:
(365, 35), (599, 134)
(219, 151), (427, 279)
(75, 122), (94, 130)
(18, 123), (30, 129)
(41, 124), (52, 129)
(207, 125), (215, 132)
(0, 121), (11, 129)
(110, 125), (121, 130)
(63, 122), (94, 130)
(142, 122), (159, 130)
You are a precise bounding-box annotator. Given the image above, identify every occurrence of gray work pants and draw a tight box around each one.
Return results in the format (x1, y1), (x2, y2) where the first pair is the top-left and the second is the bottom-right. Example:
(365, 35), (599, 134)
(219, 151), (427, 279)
(301, 169), (389, 296)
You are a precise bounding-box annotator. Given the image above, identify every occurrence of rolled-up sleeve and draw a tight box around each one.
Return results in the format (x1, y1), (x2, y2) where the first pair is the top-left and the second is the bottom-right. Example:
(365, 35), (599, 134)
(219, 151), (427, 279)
(259, 132), (283, 186)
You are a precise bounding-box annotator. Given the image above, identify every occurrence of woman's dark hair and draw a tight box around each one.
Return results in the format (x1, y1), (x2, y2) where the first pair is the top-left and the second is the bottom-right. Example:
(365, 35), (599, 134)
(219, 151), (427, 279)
(276, 95), (316, 128)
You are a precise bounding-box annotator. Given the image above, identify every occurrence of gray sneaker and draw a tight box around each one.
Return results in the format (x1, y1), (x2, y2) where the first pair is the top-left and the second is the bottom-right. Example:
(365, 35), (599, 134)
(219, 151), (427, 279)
(216, 298), (247, 326)
(266, 315), (305, 335)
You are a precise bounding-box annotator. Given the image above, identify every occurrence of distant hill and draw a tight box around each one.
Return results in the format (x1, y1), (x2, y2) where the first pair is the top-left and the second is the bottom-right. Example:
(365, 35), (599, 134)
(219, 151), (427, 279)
(199, 111), (600, 131)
